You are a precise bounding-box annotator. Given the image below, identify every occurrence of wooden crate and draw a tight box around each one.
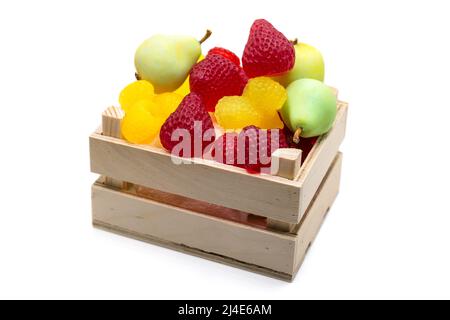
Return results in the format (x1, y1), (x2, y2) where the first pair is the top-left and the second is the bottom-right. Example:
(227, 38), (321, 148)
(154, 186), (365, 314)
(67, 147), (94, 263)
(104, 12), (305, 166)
(90, 101), (348, 281)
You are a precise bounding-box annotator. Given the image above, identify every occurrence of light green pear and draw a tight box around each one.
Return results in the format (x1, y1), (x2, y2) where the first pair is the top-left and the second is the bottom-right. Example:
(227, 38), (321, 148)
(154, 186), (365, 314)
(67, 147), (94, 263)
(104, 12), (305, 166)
(135, 34), (206, 93)
(273, 42), (324, 87)
(280, 79), (336, 140)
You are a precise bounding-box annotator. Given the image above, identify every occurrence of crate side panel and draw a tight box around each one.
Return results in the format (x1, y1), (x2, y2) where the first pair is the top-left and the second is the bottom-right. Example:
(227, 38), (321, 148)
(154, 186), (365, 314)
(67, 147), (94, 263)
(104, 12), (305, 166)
(92, 184), (297, 274)
(298, 102), (347, 216)
(294, 153), (343, 273)
(90, 135), (301, 223)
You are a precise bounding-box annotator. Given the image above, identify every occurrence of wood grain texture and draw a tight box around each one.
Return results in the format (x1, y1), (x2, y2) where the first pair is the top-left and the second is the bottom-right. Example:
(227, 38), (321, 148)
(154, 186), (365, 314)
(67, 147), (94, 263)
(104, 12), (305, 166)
(102, 106), (126, 189)
(296, 102), (347, 217)
(92, 152), (342, 280)
(134, 185), (266, 229)
(293, 153), (342, 273)
(90, 102), (348, 223)
(266, 219), (296, 233)
(270, 148), (302, 180)
(92, 183), (298, 274)
(102, 106), (124, 138)
(93, 221), (294, 281)
(90, 134), (302, 223)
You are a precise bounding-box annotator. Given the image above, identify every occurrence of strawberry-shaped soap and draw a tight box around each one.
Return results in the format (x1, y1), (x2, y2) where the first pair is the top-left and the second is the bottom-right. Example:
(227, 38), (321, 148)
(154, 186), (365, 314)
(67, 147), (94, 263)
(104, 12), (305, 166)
(214, 126), (288, 173)
(160, 92), (215, 157)
(242, 19), (295, 78)
(208, 47), (241, 66)
(239, 126), (289, 172)
(213, 132), (239, 166)
(189, 54), (248, 112)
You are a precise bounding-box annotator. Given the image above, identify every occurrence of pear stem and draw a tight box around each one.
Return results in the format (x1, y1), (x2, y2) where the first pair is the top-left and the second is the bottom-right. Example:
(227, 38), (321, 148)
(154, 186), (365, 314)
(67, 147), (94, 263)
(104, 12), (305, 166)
(293, 128), (302, 144)
(135, 72), (141, 81)
(199, 29), (212, 44)
(290, 38), (298, 46)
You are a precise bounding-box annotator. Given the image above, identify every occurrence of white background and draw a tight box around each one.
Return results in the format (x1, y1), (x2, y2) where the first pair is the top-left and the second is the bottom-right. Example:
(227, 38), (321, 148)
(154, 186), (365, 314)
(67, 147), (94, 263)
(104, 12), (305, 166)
(0, 0), (449, 299)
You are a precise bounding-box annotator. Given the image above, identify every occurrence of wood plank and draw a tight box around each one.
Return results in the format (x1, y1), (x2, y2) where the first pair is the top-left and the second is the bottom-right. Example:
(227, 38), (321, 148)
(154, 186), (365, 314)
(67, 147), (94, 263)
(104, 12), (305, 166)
(92, 183), (298, 275)
(134, 185), (266, 229)
(266, 219), (296, 233)
(91, 152), (342, 281)
(293, 153), (342, 274)
(102, 106), (124, 138)
(90, 134), (302, 223)
(102, 106), (127, 189)
(297, 102), (347, 216)
(93, 220), (294, 281)
(90, 102), (347, 223)
(270, 148), (302, 180)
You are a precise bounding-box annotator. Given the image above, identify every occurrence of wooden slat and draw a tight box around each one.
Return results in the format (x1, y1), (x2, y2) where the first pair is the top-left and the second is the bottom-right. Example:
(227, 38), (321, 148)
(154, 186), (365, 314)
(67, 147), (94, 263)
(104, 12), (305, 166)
(92, 152), (343, 281)
(90, 102), (348, 224)
(267, 149), (342, 234)
(270, 148), (303, 180)
(102, 106), (127, 189)
(294, 153), (343, 272)
(94, 221), (294, 281)
(266, 220), (296, 233)
(92, 183), (297, 275)
(297, 102), (348, 217)
(134, 185), (266, 229)
(102, 106), (124, 138)
(269, 148), (302, 230)
(90, 135), (302, 223)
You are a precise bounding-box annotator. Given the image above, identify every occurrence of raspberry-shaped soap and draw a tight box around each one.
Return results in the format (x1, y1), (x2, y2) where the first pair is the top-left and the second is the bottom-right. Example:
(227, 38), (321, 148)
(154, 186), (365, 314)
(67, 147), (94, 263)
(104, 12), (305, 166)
(159, 92), (215, 157)
(121, 101), (163, 144)
(214, 96), (262, 129)
(243, 77), (287, 115)
(214, 77), (286, 130)
(149, 92), (183, 119)
(214, 126), (289, 172)
(119, 80), (154, 112)
(238, 126), (289, 172)
(189, 54), (248, 112)
(242, 19), (295, 78)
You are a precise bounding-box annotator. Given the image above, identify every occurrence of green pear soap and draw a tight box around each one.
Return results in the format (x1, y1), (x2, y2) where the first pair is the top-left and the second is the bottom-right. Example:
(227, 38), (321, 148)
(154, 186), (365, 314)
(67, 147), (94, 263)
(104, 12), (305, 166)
(273, 42), (324, 87)
(135, 35), (201, 93)
(280, 79), (337, 138)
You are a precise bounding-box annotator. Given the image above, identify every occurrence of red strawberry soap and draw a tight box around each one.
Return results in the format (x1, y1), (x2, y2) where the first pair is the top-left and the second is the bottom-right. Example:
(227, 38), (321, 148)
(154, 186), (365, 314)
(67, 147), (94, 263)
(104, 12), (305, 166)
(208, 47), (241, 66)
(242, 19), (295, 78)
(189, 54), (248, 112)
(214, 126), (288, 172)
(213, 132), (239, 166)
(160, 92), (215, 158)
